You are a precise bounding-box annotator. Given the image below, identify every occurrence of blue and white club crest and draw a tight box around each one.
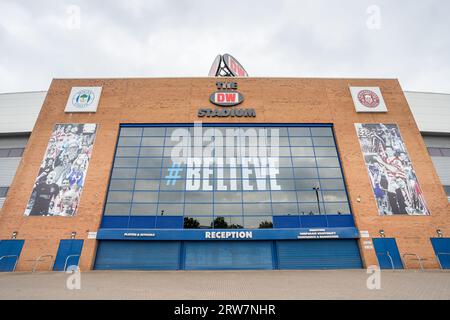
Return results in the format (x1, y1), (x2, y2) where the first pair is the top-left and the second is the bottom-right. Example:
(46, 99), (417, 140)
(72, 89), (95, 108)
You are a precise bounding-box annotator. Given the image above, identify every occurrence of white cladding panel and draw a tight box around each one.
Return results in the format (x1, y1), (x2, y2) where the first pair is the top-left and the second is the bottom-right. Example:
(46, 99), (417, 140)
(0, 135), (29, 209)
(0, 91), (46, 134)
(430, 157), (450, 186)
(405, 92), (450, 134)
(0, 158), (21, 186)
(0, 136), (29, 149)
(423, 136), (450, 148)
(422, 136), (450, 186)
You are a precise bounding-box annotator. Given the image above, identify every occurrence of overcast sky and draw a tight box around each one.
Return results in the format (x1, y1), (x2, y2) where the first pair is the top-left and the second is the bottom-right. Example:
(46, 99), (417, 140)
(1, 0), (449, 93)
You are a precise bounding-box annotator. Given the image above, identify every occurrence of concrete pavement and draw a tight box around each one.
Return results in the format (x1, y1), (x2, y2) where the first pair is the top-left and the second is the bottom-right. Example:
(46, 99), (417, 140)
(0, 270), (449, 300)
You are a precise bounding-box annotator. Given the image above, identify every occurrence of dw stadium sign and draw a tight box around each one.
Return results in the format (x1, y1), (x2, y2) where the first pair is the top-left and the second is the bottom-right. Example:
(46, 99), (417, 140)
(209, 91), (244, 107)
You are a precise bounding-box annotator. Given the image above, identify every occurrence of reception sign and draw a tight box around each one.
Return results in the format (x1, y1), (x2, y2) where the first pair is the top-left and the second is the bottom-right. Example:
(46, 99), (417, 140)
(96, 227), (360, 241)
(355, 123), (429, 216)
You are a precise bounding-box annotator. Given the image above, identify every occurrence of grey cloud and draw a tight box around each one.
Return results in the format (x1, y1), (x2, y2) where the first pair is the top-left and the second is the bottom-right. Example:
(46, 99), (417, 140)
(0, 0), (449, 93)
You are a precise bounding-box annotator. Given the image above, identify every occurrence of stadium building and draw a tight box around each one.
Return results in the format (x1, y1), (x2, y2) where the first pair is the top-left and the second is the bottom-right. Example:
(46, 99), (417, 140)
(0, 57), (449, 271)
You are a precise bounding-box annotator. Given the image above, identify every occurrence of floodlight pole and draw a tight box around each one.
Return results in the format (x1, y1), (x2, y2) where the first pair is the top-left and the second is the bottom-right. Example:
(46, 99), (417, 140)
(313, 187), (321, 215)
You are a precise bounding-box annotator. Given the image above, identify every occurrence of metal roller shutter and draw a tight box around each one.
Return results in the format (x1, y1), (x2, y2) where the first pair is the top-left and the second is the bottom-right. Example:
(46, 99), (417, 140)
(94, 240), (181, 270)
(276, 239), (362, 269)
(430, 157), (450, 185)
(184, 241), (273, 270)
(0, 158), (21, 186)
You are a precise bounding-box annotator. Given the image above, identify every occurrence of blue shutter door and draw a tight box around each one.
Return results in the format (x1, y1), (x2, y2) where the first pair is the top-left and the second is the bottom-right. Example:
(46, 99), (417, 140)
(53, 239), (84, 271)
(276, 239), (362, 269)
(184, 241), (273, 270)
(372, 238), (403, 269)
(94, 241), (181, 270)
(0, 240), (24, 272)
(430, 238), (450, 269)
(94, 240), (364, 270)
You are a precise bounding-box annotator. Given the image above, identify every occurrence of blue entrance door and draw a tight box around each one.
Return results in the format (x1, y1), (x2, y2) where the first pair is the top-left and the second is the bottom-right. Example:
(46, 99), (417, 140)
(0, 240), (24, 272)
(53, 240), (84, 271)
(373, 238), (403, 269)
(430, 238), (450, 269)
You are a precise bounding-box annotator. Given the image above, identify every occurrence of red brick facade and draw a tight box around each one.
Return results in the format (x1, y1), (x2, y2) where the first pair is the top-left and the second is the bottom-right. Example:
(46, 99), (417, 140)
(0, 78), (448, 271)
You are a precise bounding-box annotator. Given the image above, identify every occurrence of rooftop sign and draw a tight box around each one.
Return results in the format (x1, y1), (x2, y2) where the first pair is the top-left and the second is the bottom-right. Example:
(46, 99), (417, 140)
(208, 53), (249, 77)
(208, 55), (222, 77)
(222, 54), (248, 77)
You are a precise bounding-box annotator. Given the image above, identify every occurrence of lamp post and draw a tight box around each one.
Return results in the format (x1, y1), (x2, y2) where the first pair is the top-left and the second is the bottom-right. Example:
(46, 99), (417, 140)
(313, 187), (321, 215)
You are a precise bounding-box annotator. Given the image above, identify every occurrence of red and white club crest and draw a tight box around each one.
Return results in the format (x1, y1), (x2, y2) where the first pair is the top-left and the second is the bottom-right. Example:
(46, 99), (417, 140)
(357, 90), (380, 108)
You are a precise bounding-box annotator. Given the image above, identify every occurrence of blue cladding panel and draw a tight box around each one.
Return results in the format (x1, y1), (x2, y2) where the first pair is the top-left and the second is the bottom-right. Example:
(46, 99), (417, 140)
(53, 240), (84, 271)
(372, 238), (403, 269)
(326, 215), (355, 227)
(273, 216), (300, 228)
(100, 216), (182, 229)
(184, 241), (273, 270)
(430, 238), (450, 269)
(276, 239), (362, 269)
(94, 241), (180, 270)
(300, 215), (328, 227)
(156, 216), (183, 229)
(274, 215), (355, 228)
(0, 240), (24, 272)
(101, 216), (129, 228)
(129, 216), (156, 228)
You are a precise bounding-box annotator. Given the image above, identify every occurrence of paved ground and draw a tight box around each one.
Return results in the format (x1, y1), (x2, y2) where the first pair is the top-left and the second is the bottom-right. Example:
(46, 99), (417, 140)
(0, 270), (449, 300)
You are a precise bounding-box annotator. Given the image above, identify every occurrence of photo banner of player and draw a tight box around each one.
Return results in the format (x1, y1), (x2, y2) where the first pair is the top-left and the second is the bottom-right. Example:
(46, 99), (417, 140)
(355, 123), (429, 216)
(24, 123), (97, 217)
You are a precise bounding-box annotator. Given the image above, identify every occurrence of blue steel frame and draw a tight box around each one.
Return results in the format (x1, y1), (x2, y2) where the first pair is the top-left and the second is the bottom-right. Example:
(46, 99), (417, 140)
(100, 123), (356, 233)
(330, 125), (355, 218)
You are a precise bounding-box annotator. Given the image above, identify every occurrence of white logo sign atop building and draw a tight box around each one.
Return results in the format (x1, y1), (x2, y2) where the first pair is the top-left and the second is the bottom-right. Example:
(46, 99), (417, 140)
(350, 86), (387, 112)
(65, 87), (102, 113)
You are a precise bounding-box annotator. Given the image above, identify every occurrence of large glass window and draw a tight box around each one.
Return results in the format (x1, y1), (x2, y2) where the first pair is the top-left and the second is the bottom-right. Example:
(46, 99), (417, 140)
(0, 148), (25, 158)
(427, 147), (450, 157)
(0, 187), (9, 198)
(103, 125), (352, 228)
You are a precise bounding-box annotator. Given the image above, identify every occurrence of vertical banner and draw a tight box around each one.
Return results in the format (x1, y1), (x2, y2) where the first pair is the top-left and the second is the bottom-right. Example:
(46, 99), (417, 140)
(24, 124), (97, 217)
(355, 123), (429, 216)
